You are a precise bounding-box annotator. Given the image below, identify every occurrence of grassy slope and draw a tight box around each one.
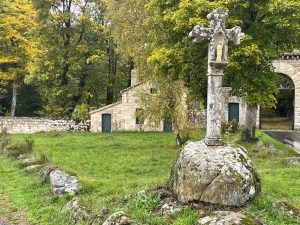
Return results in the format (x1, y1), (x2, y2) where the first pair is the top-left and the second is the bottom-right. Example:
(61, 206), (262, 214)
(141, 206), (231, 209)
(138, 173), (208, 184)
(0, 130), (299, 224)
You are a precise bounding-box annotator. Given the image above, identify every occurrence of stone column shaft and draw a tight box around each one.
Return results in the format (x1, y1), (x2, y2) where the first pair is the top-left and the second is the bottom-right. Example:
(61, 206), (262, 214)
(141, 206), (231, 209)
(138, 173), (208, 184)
(205, 75), (223, 145)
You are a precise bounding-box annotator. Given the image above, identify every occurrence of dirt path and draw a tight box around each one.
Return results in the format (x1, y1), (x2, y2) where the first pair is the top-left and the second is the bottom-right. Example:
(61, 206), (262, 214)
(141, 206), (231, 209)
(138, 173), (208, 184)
(0, 190), (30, 225)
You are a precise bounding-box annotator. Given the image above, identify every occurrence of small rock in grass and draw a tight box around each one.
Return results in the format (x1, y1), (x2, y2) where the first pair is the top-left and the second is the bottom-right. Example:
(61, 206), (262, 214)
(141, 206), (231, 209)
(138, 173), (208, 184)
(287, 157), (300, 165)
(26, 165), (42, 172)
(23, 157), (36, 163)
(198, 211), (265, 225)
(272, 200), (300, 219)
(102, 211), (132, 225)
(62, 197), (91, 222)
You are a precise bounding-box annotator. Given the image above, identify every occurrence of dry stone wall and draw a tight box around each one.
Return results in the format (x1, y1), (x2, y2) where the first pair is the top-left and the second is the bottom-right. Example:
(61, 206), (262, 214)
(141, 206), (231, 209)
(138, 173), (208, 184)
(0, 117), (90, 133)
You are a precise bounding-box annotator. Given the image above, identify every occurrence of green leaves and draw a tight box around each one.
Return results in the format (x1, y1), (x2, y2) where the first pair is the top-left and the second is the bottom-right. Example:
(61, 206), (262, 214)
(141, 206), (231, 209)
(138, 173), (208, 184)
(144, 0), (300, 110)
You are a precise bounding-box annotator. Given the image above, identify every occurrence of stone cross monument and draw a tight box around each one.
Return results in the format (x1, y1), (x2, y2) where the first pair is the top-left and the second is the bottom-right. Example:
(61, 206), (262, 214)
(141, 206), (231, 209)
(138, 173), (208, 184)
(189, 8), (245, 146)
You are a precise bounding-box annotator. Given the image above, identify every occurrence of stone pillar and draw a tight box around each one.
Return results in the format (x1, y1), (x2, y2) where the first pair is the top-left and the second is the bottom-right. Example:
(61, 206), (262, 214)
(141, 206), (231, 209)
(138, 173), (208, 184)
(205, 62), (227, 145)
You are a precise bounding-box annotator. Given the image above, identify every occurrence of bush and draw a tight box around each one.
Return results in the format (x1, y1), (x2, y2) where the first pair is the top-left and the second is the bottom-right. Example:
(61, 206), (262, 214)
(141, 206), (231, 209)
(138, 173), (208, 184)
(221, 119), (239, 134)
(0, 128), (12, 151)
(5, 137), (34, 158)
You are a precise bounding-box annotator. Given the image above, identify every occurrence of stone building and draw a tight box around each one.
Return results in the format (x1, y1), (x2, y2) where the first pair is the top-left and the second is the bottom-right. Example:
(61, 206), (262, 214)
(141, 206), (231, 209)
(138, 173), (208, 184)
(90, 70), (249, 133)
(90, 70), (171, 132)
(90, 49), (300, 133)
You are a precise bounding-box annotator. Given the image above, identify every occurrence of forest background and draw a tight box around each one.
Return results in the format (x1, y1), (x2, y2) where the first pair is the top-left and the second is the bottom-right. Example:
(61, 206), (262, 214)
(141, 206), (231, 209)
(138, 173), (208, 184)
(0, 0), (300, 131)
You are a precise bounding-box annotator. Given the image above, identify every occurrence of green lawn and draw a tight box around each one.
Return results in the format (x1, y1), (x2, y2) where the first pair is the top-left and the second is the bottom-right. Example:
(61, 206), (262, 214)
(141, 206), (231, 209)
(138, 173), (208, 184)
(0, 130), (299, 224)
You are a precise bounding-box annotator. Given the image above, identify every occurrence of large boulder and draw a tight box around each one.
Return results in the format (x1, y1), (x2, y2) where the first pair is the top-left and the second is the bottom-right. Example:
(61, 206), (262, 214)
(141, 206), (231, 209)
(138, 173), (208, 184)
(50, 169), (82, 195)
(172, 140), (260, 206)
(37, 166), (58, 181)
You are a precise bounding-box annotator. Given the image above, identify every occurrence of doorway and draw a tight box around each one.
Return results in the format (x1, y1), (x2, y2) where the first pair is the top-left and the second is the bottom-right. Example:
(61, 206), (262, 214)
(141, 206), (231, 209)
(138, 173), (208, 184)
(102, 114), (111, 132)
(260, 73), (294, 130)
(228, 103), (239, 122)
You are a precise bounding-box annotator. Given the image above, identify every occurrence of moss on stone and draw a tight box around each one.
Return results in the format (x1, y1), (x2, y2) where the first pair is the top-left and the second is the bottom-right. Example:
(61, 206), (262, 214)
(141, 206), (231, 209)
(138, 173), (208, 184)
(240, 214), (261, 225)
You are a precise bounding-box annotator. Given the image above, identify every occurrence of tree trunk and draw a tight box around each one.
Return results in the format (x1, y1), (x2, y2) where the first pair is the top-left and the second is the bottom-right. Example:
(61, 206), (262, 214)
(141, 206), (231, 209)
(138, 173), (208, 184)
(11, 83), (17, 117)
(106, 44), (117, 105)
(241, 105), (258, 142)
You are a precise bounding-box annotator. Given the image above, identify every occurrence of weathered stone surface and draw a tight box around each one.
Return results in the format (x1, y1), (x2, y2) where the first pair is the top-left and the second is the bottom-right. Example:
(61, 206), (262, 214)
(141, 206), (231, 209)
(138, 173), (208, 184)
(37, 166), (58, 181)
(159, 197), (183, 218)
(17, 154), (26, 160)
(50, 169), (82, 196)
(197, 211), (265, 225)
(257, 141), (264, 148)
(62, 197), (91, 222)
(23, 157), (36, 163)
(287, 157), (300, 165)
(91, 209), (109, 225)
(102, 211), (132, 225)
(25, 165), (42, 172)
(257, 141), (278, 152)
(0, 117), (90, 134)
(272, 200), (300, 219)
(173, 140), (260, 206)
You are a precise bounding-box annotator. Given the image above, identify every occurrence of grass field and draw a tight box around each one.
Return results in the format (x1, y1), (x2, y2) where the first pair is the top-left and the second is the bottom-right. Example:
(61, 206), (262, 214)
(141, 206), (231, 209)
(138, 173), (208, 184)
(0, 130), (300, 224)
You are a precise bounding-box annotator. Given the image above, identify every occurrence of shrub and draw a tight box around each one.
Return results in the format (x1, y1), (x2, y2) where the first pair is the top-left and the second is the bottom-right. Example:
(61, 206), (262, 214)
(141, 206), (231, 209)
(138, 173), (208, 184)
(0, 128), (12, 151)
(5, 137), (34, 158)
(221, 119), (239, 134)
(72, 104), (90, 122)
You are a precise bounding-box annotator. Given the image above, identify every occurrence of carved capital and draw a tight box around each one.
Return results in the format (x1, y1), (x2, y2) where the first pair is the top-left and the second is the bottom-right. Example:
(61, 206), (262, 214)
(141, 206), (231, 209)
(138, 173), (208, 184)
(209, 61), (228, 75)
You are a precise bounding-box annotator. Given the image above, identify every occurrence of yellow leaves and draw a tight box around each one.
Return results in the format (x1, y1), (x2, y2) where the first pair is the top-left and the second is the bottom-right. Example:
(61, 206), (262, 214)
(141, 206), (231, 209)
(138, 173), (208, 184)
(78, 14), (88, 21)
(0, 56), (21, 65)
(86, 54), (105, 65)
(76, 44), (89, 53)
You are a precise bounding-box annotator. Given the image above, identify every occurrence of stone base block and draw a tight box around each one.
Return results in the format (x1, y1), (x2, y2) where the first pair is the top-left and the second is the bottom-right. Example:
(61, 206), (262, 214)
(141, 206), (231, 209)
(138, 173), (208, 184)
(172, 140), (261, 207)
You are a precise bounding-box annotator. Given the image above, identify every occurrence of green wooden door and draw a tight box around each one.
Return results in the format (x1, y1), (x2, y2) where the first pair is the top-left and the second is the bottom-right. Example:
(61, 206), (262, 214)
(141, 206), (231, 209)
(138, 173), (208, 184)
(102, 114), (111, 132)
(163, 118), (172, 132)
(228, 103), (239, 122)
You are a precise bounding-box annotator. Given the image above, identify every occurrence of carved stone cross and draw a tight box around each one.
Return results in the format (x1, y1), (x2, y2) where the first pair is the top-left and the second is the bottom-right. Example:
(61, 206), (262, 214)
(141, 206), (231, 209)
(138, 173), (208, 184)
(189, 8), (244, 146)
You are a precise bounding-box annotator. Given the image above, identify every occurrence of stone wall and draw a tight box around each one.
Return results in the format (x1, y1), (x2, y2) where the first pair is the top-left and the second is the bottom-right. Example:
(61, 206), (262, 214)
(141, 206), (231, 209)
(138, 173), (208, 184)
(0, 117), (90, 134)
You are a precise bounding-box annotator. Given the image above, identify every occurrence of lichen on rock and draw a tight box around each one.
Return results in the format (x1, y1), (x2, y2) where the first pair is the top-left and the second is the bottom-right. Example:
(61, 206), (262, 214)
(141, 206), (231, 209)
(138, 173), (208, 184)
(173, 140), (260, 207)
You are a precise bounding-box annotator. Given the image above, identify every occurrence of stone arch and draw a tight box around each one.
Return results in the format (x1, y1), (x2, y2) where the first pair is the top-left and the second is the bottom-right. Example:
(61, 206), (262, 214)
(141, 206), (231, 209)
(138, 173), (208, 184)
(272, 60), (300, 129)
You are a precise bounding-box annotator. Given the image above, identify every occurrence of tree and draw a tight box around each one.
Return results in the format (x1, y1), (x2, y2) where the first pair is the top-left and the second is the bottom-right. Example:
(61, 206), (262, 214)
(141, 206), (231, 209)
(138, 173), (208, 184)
(143, 0), (300, 141)
(0, 0), (35, 117)
(105, 0), (151, 74)
(104, 0), (154, 108)
(28, 0), (126, 118)
(223, 0), (300, 140)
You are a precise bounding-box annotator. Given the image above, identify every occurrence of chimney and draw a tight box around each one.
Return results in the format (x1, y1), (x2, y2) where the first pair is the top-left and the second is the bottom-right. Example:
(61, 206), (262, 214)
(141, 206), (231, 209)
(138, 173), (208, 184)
(130, 69), (139, 86)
